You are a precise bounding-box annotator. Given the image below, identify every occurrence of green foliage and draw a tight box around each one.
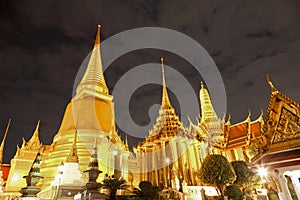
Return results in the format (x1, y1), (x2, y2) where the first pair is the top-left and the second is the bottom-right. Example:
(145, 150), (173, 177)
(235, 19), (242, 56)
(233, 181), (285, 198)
(132, 181), (161, 200)
(224, 184), (243, 200)
(231, 161), (260, 190)
(199, 154), (236, 197)
(102, 177), (127, 200)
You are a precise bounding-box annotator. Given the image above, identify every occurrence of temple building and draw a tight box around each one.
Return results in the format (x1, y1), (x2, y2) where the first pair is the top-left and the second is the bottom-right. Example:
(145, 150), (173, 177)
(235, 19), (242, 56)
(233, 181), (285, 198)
(0, 25), (299, 200)
(250, 76), (300, 199)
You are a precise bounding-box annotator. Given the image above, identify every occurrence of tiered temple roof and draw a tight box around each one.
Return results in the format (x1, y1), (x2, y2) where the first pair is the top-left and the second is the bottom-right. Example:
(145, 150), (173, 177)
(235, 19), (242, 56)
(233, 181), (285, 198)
(137, 58), (189, 147)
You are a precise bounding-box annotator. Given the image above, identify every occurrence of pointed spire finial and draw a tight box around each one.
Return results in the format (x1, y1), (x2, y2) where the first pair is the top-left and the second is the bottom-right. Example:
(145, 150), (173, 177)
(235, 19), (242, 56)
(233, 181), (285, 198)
(266, 73), (277, 92)
(161, 57), (171, 107)
(201, 81), (204, 89)
(94, 24), (101, 47)
(76, 25), (108, 96)
(260, 109), (264, 117)
(35, 120), (40, 132)
(161, 57), (165, 86)
(227, 113), (231, 124)
(28, 120), (41, 146)
(0, 119), (11, 166)
(125, 135), (129, 151)
(0, 119), (11, 149)
(246, 109), (251, 122)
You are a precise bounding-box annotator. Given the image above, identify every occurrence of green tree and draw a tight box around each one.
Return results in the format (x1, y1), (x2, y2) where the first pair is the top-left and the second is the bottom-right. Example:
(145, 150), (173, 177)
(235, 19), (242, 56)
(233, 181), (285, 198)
(199, 154), (236, 198)
(102, 177), (127, 200)
(231, 161), (261, 192)
(224, 184), (243, 200)
(132, 181), (161, 200)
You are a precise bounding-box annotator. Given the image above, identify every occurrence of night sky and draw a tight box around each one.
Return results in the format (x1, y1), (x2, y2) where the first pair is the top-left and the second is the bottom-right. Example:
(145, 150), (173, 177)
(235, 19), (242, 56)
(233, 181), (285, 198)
(0, 1), (299, 163)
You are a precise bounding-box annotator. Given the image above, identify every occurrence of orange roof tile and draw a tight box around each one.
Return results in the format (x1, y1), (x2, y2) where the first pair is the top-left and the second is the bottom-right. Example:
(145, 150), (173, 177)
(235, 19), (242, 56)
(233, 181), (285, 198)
(228, 123), (248, 140)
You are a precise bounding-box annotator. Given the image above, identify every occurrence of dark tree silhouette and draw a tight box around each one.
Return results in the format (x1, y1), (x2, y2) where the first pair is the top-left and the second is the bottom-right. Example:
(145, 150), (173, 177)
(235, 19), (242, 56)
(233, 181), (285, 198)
(132, 181), (161, 200)
(102, 177), (127, 200)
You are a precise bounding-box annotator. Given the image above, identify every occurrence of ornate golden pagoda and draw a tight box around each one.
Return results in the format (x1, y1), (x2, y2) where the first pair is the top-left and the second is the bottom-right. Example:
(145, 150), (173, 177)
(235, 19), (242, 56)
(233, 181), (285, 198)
(5, 26), (130, 193)
(195, 82), (224, 153)
(135, 58), (202, 188)
(39, 25), (129, 188)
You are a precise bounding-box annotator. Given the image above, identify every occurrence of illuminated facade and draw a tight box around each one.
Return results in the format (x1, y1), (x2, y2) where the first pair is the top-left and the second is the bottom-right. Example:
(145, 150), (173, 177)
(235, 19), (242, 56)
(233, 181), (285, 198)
(0, 26), (299, 200)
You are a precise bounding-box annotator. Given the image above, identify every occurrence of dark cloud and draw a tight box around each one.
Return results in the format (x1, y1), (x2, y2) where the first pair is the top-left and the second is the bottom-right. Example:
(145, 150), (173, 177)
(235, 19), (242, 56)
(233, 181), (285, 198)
(0, 0), (300, 163)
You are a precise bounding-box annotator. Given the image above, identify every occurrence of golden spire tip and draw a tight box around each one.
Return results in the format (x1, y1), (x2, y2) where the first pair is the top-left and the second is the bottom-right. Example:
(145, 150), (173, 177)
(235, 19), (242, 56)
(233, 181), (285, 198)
(200, 81), (204, 89)
(161, 57), (171, 107)
(94, 25), (101, 46)
(161, 57), (165, 75)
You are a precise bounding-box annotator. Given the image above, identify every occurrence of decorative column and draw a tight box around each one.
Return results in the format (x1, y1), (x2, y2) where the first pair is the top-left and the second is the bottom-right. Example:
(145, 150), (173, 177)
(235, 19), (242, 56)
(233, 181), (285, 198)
(20, 152), (43, 198)
(81, 139), (108, 200)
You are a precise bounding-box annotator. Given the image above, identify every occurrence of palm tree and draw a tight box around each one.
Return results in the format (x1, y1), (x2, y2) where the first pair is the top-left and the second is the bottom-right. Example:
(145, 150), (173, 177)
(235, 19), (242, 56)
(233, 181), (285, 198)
(132, 181), (161, 200)
(101, 177), (127, 200)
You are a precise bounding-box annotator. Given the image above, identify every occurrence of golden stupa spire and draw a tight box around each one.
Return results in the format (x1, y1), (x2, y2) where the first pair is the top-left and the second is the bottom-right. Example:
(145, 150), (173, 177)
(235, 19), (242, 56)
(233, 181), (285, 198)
(0, 119), (11, 165)
(125, 135), (129, 151)
(199, 82), (219, 124)
(66, 130), (79, 163)
(76, 25), (108, 95)
(146, 57), (188, 138)
(201, 81), (204, 89)
(94, 24), (101, 47)
(161, 57), (171, 108)
(28, 120), (41, 146)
